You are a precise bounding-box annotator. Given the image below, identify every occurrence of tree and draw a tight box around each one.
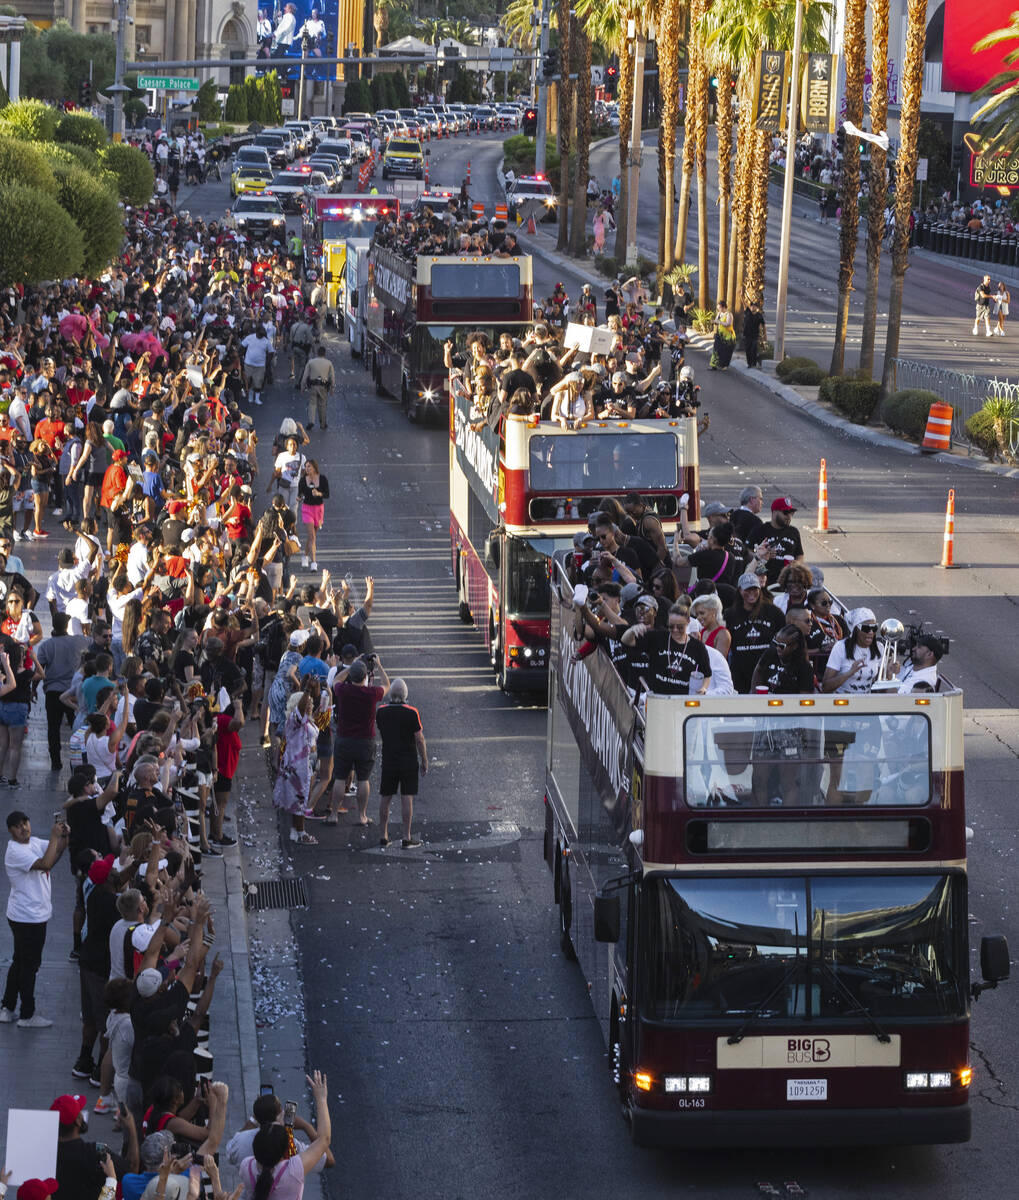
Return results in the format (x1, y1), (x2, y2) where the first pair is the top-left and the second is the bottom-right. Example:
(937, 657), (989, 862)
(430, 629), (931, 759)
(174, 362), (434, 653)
(880, 0), (926, 394)
(447, 68), (482, 103)
(196, 80), (222, 123)
(244, 75), (265, 124)
(555, 0), (573, 252)
(655, 0), (681, 279)
(224, 83), (249, 123)
(830, 0), (866, 376)
(124, 98), (148, 128)
(53, 164), (122, 276)
(444, 19), (477, 44)
(260, 72), (283, 124)
(55, 111), (107, 152)
(0, 183), (84, 284)
(370, 75), (390, 110)
(971, 13), (1019, 154)
(0, 136), (58, 194)
(392, 71), (411, 106)
(689, 0), (710, 309)
(342, 78), (373, 113)
(0, 98), (58, 142)
(569, 22), (592, 256)
(858, 0), (889, 376)
(98, 142), (155, 206)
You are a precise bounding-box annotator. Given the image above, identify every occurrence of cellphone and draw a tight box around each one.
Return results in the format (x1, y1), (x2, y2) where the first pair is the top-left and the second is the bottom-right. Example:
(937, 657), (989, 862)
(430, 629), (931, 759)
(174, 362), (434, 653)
(259, 1083), (275, 1096)
(283, 1100), (297, 1126)
(95, 1143), (110, 1161)
(54, 810), (64, 825)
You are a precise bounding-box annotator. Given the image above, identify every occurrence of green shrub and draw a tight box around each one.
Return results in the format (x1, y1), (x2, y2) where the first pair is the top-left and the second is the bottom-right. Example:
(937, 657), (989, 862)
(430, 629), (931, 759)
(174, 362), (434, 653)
(818, 375), (838, 405)
(98, 142), (154, 206)
(965, 407), (999, 458)
(0, 183), (84, 284)
(831, 378), (882, 424)
(776, 355), (820, 382)
(55, 111), (107, 152)
(244, 76), (264, 124)
(224, 84), (248, 124)
(881, 388), (943, 441)
(783, 364), (827, 385)
(0, 99), (58, 142)
(52, 141), (100, 173)
(54, 164), (123, 276)
(196, 79), (221, 123)
(0, 137), (57, 194)
(593, 253), (618, 278)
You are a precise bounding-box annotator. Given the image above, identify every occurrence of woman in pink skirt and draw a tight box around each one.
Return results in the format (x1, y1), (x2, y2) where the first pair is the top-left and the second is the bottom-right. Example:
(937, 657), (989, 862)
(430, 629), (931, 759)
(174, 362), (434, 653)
(298, 459), (330, 571)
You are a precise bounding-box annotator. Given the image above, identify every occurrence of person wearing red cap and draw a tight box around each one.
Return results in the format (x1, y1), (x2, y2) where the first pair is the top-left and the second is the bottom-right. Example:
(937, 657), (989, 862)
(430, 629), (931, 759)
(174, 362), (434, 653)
(17, 1177), (60, 1200)
(757, 497), (805, 587)
(52, 1090), (137, 1199)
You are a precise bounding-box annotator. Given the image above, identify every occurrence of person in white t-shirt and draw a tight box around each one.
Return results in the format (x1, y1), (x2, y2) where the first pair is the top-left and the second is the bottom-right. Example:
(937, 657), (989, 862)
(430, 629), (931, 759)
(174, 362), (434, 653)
(241, 325), (272, 406)
(268, 435), (306, 513)
(2, 810), (69, 1026)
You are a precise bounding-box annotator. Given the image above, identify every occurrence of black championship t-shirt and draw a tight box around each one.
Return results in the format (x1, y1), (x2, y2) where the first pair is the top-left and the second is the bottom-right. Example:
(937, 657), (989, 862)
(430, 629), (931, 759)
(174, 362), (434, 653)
(375, 700), (422, 766)
(724, 603), (786, 692)
(753, 647), (816, 694)
(642, 630), (712, 695)
(762, 525), (805, 584)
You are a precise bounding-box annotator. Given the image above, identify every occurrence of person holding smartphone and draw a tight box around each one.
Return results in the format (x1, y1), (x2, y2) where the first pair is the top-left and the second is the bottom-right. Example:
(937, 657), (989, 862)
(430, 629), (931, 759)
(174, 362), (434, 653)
(239, 1071), (332, 1199)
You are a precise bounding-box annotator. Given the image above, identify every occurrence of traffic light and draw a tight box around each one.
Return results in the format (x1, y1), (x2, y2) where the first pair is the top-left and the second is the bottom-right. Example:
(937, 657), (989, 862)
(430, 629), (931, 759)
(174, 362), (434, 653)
(605, 63), (618, 97)
(543, 49), (560, 81)
(78, 79), (92, 107)
(522, 107), (537, 135)
(836, 125), (845, 154)
(951, 142), (963, 171)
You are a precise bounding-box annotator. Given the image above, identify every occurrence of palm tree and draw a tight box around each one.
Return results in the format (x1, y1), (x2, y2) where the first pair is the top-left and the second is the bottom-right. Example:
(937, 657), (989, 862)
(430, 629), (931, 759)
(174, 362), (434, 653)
(655, 0), (683, 279)
(829, 0), (866, 376)
(713, 61), (734, 306)
(418, 17), (445, 44)
(444, 19), (477, 46)
(690, 0), (710, 310)
(858, 0), (889, 376)
(570, 22), (593, 255)
(556, 0), (573, 251)
(374, 0), (398, 49)
(880, 0), (927, 393)
(971, 13), (1019, 151)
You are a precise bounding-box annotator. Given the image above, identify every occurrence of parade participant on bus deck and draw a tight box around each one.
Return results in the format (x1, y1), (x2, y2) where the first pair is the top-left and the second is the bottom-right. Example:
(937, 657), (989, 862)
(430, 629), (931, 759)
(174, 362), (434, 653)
(620, 604), (711, 695)
(723, 573), (786, 694)
(822, 607), (882, 694)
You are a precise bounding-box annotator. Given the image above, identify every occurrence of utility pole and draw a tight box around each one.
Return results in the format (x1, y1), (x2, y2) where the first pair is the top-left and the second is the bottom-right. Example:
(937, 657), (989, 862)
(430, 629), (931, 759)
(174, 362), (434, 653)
(535, 0), (551, 175)
(773, 0), (804, 362)
(110, 0), (130, 142)
(298, 32), (310, 119)
(624, 18), (646, 267)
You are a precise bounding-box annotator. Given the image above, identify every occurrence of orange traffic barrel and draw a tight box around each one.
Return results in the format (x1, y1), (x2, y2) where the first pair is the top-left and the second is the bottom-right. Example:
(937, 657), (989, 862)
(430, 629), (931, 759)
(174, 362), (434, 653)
(921, 402), (953, 453)
(472, 202), (485, 219)
(494, 202), (508, 221)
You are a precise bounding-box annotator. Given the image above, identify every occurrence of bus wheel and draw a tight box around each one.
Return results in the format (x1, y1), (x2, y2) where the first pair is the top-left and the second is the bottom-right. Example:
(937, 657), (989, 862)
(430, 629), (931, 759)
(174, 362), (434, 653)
(559, 860), (577, 960)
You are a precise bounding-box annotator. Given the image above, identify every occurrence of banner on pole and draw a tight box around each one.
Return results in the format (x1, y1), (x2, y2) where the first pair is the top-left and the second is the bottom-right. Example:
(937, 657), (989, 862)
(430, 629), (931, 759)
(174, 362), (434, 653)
(752, 50), (789, 132)
(800, 53), (839, 134)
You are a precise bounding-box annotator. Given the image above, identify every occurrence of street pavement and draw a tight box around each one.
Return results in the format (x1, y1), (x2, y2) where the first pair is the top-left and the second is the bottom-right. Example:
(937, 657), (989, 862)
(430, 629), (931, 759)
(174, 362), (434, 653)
(3, 131), (1016, 1200)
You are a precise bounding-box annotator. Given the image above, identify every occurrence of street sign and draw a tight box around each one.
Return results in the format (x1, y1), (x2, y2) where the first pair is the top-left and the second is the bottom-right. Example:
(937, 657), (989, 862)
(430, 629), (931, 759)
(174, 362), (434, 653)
(916, 157), (928, 181)
(138, 75), (199, 92)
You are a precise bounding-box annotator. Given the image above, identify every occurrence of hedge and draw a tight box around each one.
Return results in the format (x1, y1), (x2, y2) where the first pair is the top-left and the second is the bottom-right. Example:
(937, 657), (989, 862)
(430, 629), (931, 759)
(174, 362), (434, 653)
(54, 164), (123, 276)
(776, 355), (819, 382)
(0, 98), (59, 142)
(0, 183), (84, 283)
(55, 111), (108, 152)
(881, 388), (942, 441)
(98, 142), (154, 206)
(224, 84), (248, 124)
(0, 137), (57, 194)
(819, 375), (883, 424)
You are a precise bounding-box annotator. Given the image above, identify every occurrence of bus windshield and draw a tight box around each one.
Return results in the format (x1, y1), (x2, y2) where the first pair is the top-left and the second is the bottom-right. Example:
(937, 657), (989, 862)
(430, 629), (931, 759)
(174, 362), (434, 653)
(529, 432), (678, 491)
(320, 218), (380, 240)
(641, 874), (965, 1023)
(683, 712), (931, 808)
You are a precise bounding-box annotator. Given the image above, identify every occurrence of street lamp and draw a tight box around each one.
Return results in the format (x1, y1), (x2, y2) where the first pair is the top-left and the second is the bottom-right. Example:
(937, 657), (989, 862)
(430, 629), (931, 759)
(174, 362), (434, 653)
(298, 30), (311, 119)
(111, 0), (129, 141)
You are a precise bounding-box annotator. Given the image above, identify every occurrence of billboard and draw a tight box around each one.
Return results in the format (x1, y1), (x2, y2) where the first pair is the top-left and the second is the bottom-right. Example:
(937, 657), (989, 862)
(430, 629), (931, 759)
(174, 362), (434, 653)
(942, 0), (1015, 93)
(257, 1), (342, 82)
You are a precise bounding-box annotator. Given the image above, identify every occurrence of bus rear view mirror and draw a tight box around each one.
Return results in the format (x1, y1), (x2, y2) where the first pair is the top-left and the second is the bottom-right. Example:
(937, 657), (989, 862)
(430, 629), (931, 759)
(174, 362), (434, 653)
(973, 935), (1010, 998)
(594, 894), (620, 943)
(485, 535), (500, 569)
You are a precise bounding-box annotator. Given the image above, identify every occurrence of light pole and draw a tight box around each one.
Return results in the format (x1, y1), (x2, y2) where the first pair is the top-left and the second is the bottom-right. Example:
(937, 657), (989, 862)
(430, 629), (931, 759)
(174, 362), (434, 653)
(774, 0), (804, 362)
(535, 0), (550, 175)
(298, 31), (310, 119)
(623, 18), (647, 267)
(111, 0), (129, 141)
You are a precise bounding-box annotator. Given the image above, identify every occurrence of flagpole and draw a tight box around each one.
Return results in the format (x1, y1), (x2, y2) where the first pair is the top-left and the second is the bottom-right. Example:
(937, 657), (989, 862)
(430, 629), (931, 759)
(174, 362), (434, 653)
(773, 0), (804, 363)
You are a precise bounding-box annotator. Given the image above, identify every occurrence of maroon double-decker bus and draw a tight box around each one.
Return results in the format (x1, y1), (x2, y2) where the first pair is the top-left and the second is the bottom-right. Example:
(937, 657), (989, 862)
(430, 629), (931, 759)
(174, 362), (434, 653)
(366, 248), (532, 422)
(543, 565), (1009, 1147)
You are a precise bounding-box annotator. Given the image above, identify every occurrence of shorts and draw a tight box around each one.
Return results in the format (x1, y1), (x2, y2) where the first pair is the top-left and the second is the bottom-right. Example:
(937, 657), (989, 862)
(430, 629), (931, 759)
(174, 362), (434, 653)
(79, 966), (109, 1033)
(252, 658), (265, 694)
(380, 762), (419, 797)
(196, 771), (213, 790)
(214, 773), (233, 793)
(30, 477), (48, 495)
(316, 727), (332, 757)
(0, 701), (29, 728)
(333, 737), (375, 782)
(245, 363), (266, 390)
(264, 562), (283, 591)
(88, 471), (105, 488)
(301, 503), (324, 528)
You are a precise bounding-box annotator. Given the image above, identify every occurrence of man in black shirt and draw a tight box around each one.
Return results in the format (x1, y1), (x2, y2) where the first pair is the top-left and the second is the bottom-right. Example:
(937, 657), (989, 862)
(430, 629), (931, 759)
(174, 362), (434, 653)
(52, 1091), (138, 1195)
(729, 485), (767, 551)
(74, 854), (125, 1083)
(375, 679), (428, 849)
(760, 496), (806, 586)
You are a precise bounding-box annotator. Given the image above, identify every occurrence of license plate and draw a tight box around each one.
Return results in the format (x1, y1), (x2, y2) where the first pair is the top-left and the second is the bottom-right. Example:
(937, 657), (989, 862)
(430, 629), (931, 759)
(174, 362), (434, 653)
(787, 1078), (827, 1101)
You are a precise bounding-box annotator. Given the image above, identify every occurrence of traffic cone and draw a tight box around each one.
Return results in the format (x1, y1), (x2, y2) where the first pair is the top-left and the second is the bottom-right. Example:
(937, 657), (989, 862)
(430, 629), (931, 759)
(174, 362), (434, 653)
(938, 489), (957, 569)
(466, 159), (471, 186)
(526, 212), (537, 235)
(814, 458), (829, 532)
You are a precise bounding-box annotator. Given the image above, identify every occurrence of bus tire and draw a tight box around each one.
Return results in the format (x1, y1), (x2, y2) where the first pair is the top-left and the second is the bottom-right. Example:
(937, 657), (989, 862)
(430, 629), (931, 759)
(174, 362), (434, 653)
(559, 862), (576, 960)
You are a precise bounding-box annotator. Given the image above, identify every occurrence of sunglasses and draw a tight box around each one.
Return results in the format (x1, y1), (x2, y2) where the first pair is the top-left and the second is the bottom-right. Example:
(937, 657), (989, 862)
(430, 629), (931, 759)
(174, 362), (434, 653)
(813, 597), (831, 607)
(859, 624), (878, 633)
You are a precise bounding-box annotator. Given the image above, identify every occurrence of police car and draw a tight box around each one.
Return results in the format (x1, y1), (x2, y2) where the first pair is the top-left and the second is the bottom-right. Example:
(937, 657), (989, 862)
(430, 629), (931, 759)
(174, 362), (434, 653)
(506, 174), (557, 222)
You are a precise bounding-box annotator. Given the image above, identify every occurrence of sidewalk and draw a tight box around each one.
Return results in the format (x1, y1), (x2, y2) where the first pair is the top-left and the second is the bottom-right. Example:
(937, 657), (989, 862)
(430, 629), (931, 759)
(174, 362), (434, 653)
(516, 224), (1019, 482)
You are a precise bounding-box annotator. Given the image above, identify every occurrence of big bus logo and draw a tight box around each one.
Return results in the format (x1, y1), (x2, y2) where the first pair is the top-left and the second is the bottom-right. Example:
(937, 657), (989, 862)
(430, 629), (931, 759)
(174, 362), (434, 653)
(787, 1038), (831, 1063)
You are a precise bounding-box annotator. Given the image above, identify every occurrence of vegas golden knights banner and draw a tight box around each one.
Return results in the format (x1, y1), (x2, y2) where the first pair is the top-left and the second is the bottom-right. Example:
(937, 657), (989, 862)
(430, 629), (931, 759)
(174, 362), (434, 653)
(800, 53), (839, 134)
(752, 50), (789, 132)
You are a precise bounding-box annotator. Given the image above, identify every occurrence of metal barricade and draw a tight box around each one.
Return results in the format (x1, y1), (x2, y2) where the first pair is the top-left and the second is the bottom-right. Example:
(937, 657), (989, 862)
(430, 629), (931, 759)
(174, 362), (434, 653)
(887, 358), (1019, 452)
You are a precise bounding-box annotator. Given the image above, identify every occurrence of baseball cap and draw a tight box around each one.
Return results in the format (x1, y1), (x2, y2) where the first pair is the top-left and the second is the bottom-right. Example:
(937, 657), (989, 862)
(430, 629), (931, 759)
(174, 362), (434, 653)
(18, 1182), (59, 1200)
(620, 582), (642, 605)
(180, 528), (196, 545)
(737, 572), (762, 591)
(572, 531), (594, 549)
(771, 496), (796, 513)
(635, 594), (658, 611)
(50, 1094), (88, 1126)
(135, 967), (164, 998)
(702, 501), (729, 517)
(611, 371), (627, 384)
(289, 629), (310, 648)
(87, 854), (116, 886)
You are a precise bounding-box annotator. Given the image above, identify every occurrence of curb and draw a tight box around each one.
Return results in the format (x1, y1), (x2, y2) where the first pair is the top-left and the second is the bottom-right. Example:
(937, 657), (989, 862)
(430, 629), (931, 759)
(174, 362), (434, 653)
(223, 844), (262, 1118)
(516, 229), (1019, 482)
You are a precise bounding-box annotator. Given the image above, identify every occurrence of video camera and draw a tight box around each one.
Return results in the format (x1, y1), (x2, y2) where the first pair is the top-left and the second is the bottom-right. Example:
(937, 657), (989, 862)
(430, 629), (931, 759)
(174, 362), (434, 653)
(903, 617), (950, 658)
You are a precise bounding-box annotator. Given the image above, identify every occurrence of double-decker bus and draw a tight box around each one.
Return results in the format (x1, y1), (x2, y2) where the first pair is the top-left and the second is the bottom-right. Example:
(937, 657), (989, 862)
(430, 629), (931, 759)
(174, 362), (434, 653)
(543, 569), (1010, 1147)
(366, 249), (532, 422)
(303, 195), (399, 319)
(450, 378), (699, 691)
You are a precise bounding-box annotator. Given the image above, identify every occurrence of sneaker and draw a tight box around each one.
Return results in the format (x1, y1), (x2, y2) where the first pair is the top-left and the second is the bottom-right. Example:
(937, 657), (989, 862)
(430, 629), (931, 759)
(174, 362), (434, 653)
(211, 834), (237, 846)
(202, 843), (223, 857)
(380, 836), (390, 848)
(253, 396), (262, 406)
(22, 531), (33, 542)
(310, 561), (317, 571)
(301, 554), (309, 568)
(34, 530), (50, 538)
(52, 508), (64, 517)
(67, 947), (79, 962)
(402, 837), (422, 849)
(973, 324), (980, 335)
(89, 1072), (102, 1088)
(6, 780), (19, 788)
(72, 1055), (95, 1079)
(17, 1015), (53, 1028)
(0, 1007), (16, 1023)
(987, 330), (994, 337)
(11, 531), (19, 542)
(93, 1095), (117, 1115)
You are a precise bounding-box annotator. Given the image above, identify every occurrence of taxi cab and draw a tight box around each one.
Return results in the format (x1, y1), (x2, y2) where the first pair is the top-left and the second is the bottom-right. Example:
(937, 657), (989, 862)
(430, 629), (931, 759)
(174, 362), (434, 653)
(381, 137), (425, 181)
(231, 164), (273, 197)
